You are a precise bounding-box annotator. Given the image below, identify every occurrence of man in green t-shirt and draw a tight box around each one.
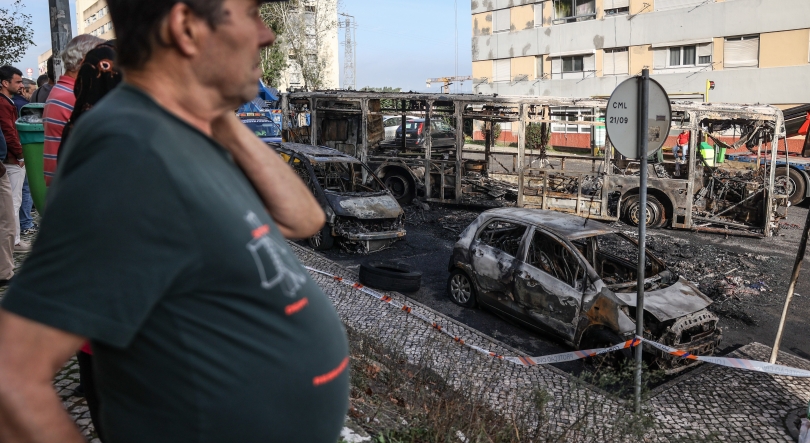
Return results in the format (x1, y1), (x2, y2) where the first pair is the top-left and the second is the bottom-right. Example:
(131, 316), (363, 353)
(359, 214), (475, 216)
(0, 1), (350, 442)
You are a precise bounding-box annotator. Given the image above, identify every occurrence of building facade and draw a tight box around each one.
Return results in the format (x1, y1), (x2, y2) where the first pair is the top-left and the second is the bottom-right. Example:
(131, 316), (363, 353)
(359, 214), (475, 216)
(76, 0), (115, 40)
(38, 49), (53, 76)
(471, 0), (810, 108)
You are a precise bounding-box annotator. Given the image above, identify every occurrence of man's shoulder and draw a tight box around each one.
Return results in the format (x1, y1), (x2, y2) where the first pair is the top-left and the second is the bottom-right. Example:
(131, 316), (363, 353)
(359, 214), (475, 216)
(70, 86), (207, 159)
(81, 86), (190, 139)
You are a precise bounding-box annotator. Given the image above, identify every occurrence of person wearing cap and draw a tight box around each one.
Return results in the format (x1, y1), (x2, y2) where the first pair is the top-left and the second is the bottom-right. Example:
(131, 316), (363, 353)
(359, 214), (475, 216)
(0, 1), (348, 443)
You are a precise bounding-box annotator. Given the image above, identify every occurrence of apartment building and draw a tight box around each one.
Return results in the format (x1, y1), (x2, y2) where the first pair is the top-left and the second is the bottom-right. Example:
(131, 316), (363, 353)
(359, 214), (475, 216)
(37, 0), (113, 79)
(471, 0), (810, 108)
(76, 0), (115, 40)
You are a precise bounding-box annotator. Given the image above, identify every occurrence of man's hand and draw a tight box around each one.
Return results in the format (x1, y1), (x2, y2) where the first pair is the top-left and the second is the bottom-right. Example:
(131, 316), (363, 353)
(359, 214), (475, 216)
(211, 112), (325, 239)
(0, 310), (87, 443)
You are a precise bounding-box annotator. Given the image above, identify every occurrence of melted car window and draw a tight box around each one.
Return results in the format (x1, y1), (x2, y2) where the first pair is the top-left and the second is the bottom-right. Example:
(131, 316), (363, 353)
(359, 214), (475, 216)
(311, 161), (384, 193)
(476, 221), (527, 257)
(527, 230), (585, 288)
(592, 233), (664, 291)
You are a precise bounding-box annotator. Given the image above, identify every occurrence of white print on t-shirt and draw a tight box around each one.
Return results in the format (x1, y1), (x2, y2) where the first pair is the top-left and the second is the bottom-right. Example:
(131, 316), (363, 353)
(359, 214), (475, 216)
(244, 211), (307, 297)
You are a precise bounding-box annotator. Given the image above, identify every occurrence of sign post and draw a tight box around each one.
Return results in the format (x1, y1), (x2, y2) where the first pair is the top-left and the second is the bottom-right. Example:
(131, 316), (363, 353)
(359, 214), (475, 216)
(48, 0), (73, 80)
(605, 69), (670, 414)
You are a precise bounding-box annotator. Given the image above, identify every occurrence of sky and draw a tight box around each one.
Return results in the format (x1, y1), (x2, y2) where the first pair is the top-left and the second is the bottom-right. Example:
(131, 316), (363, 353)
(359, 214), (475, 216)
(12, 0), (473, 93)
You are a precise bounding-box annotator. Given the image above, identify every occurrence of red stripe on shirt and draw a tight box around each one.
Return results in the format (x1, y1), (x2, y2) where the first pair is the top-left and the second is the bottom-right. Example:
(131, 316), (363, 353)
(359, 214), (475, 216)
(284, 297), (309, 316)
(312, 357), (349, 387)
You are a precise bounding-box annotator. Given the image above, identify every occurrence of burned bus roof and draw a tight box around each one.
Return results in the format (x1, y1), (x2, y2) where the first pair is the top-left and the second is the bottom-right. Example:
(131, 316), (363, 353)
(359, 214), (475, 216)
(482, 208), (618, 240)
(271, 142), (363, 163)
(284, 90), (784, 120)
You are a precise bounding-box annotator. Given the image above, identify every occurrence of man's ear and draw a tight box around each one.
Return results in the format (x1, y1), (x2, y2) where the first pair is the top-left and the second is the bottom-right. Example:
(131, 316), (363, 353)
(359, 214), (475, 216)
(162, 2), (210, 58)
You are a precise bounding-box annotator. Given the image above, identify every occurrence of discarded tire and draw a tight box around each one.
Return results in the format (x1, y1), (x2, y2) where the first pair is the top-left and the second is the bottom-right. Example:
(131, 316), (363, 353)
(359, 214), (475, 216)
(359, 261), (422, 293)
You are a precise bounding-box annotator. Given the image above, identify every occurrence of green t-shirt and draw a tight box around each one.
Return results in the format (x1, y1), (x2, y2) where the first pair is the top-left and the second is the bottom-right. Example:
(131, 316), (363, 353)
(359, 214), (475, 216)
(2, 84), (349, 443)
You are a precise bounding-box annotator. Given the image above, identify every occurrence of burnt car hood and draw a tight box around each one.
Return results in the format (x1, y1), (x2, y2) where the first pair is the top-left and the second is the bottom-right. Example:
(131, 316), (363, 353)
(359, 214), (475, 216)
(614, 277), (713, 322)
(324, 191), (404, 220)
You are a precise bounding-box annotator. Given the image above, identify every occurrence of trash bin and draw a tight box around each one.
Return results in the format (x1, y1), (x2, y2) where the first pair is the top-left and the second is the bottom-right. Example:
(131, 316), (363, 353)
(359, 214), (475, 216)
(16, 103), (46, 212)
(715, 145), (727, 164)
(699, 142), (715, 167)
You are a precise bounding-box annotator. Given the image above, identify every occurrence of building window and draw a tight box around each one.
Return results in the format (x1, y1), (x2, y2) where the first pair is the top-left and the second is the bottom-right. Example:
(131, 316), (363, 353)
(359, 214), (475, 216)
(493, 9), (510, 33)
(605, 7), (629, 15)
(669, 46), (696, 67)
(534, 2), (544, 27)
(553, 0), (595, 24)
(724, 35), (759, 68)
(603, 47), (629, 75)
(551, 54), (595, 79)
(493, 59), (511, 82)
(535, 56), (545, 79)
(551, 108), (592, 134)
(562, 56), (584, 73)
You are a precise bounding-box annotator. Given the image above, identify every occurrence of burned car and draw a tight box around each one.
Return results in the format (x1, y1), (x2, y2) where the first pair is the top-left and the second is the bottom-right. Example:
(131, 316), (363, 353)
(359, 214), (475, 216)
(447, 208), (722, 372)
(274, 143), (406, 252)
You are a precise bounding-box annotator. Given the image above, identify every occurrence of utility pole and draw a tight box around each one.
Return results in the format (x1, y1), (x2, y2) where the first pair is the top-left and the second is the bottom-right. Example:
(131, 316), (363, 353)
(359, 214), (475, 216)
(48, 0), (73, 80)
(339, 13), (356, 90)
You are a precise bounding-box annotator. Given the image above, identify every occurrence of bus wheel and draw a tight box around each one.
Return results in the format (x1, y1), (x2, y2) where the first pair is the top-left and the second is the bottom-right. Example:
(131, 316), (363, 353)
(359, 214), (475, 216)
(624, 195), (664, 228)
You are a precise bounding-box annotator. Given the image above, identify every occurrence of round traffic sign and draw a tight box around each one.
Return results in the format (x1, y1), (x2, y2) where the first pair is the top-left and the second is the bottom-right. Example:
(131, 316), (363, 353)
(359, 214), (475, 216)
(605, 77), (672, 159)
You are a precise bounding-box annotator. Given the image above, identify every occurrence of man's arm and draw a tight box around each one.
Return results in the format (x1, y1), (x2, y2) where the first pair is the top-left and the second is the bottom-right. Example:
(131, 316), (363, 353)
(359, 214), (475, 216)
(0, 310), (87, 443)
(0, 101), (22, 162)
(211, 112), (325, 239)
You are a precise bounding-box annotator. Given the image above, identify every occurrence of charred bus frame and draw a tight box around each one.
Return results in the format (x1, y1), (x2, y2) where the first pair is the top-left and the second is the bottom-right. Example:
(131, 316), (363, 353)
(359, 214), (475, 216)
(280, 91), (788, 238)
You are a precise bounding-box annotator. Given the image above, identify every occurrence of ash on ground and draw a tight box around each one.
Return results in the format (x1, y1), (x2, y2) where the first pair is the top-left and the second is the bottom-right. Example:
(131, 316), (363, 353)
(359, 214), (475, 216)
(643, 233), (780, 326)
(402, 202), (480, 241)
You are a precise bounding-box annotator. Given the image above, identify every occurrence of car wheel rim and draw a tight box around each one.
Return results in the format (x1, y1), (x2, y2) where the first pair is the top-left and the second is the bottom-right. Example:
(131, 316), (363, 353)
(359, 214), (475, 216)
(451, 274), (471, 304)
(311, 231), (322, 247)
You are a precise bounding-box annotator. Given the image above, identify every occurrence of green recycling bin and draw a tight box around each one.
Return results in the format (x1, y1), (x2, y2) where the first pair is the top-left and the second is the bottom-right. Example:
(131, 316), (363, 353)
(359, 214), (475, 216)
(16, 103), (47, 212)
(715, 145), (727, 164)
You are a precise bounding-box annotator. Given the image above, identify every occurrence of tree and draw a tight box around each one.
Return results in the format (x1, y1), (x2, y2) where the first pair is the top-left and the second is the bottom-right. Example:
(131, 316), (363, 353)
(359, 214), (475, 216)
(261, 0), (339, 91)
(259, 12), (288, 88)
(0, 0), (34, 66)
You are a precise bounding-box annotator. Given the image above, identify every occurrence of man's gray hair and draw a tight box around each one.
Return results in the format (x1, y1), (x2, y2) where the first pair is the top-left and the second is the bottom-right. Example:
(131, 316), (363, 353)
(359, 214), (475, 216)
(61, 34), (106, 72)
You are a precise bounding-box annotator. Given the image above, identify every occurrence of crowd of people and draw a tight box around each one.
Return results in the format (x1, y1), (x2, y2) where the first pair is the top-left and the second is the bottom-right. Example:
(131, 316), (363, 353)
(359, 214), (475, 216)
(0, 34), (105, 287)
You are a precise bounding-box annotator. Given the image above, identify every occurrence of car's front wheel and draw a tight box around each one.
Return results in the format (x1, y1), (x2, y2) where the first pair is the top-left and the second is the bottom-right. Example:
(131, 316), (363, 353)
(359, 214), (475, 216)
(447, 269), (477, 308)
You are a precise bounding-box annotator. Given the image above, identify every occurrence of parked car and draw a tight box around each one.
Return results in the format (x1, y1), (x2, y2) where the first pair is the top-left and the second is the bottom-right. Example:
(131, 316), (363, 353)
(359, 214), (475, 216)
(382, 115), (419, 140)
(239, 112), (282, 143)
(447, 208), (722, 373)
(273, 142), (407, 253)
(381, 118), (457, 150)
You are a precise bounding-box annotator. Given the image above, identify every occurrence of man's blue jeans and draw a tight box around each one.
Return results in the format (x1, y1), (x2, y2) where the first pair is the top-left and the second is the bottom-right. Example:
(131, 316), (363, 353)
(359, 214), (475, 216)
(19, 176), (33, 231)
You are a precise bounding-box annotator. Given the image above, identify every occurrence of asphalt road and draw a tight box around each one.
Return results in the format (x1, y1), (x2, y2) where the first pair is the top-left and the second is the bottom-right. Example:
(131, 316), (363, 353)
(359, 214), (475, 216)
(305, 200), (810, 378)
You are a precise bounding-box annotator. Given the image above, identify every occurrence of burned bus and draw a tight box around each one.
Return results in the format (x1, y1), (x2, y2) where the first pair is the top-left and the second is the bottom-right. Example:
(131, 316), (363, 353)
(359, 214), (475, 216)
(279, 91), (789, 238)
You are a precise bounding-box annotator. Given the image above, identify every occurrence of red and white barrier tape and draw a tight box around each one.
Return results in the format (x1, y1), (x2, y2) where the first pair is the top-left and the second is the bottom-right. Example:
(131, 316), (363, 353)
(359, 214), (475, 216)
(640, 337), (810, 377)
(307, 266), (810, 376)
